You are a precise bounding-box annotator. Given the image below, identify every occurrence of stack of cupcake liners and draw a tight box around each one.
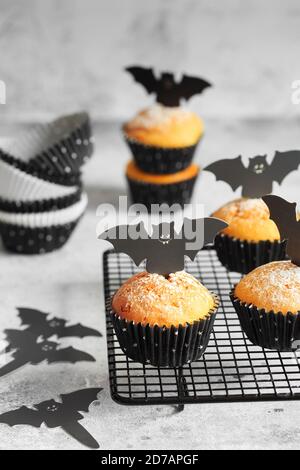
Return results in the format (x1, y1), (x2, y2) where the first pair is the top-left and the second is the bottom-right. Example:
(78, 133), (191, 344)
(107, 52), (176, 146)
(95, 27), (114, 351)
(124, 136), (200, 208)
(0, 112), (93, 254)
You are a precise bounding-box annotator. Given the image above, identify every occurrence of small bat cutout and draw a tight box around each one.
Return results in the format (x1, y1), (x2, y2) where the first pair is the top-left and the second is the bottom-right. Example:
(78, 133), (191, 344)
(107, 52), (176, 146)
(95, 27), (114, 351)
(126, 66), (211, 107)
(204, 152), (300, 198)
(263, 194), (300, 266)
(0, 388), (102, 449)
(0, 308), (99, 377)
(98, 218), (228, 276)
(17, 307), (102, 340)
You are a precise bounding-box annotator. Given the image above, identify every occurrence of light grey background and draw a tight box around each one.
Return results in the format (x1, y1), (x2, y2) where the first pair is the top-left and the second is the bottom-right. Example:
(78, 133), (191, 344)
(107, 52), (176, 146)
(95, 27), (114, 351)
(1, 0), (300, 123)
(0, 0), (300, 451)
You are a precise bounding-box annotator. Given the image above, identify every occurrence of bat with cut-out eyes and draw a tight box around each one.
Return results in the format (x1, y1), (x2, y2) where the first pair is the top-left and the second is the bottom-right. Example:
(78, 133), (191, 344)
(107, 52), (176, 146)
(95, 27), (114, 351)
(126, 66), (211, 107)
(0, 330), (95, 378)
(0, 388), (102, 449)
(263, 194), (300, 266)
(98, 218), (228, 276)
(204, 152), (300, 198)
(17, 308), (102, 340)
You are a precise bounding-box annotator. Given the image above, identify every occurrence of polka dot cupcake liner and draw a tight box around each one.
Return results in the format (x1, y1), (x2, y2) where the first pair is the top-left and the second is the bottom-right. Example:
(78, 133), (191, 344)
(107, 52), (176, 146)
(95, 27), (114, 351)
(0, 220), (81, 255)
(109, 294), (219, 368)
(0, 159), (78, 202)
(0, 112), (93, 185)
(124, 135), (199, 174)
(127, 174), (198, 209)
(0, 192), (87, 228)
(214, 233), (288, 274)
(230, 291), (300, 352)
(0, 187), (82, 214)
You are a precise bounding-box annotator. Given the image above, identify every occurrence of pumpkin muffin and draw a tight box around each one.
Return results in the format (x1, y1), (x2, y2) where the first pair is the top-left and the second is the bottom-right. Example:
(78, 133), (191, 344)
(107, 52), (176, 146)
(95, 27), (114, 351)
(123, 104), (204, 174)
(126, 160), (199, 208)
(231, 261), (300, 351)
(111, 271), (219, 367)
(212, 198), (287, 274)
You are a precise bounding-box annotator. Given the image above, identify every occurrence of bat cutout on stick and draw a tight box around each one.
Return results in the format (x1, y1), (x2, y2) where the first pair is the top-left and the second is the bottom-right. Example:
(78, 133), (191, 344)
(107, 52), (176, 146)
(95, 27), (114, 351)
(263, 195), (300, 266)
(0, 388), (102, 449)
(204, 152), (300, 198)
(16, 308), (102, 340)
(0, 329), (95, 378)
(126, 66), (211, 107)
(98, 218), (228, 276)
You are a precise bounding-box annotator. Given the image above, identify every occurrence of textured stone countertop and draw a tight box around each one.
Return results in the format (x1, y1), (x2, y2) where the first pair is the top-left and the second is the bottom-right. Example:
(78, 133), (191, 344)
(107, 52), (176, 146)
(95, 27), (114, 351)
(0, 119), (300, 450)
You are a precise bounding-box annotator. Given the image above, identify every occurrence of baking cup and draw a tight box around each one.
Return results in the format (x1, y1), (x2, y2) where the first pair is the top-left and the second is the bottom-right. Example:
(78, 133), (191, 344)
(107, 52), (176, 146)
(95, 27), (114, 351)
(0, 187), (82, 214)
(124, 135), (199, 174)
(230, 291), (300, 352)
(0, 192), (87, 228)
(110, 294), (219, 368)
(0, 112), (93, 184)
(0, 193), (87, 254)
(214, 233), (287, 274)
(127, 174), (198, 209)
(0, 221), (81, 255)
(0, 159), (78, 202)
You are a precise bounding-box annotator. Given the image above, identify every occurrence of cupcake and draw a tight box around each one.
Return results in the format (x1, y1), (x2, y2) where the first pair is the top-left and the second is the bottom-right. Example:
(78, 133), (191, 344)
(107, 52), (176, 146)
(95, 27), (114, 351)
(230, 261), (300, 351)
(212, 198), (287, 273)
(123, 104), (203, 174)
(110, 270), (219, 367)
(126, 160), (199, 208)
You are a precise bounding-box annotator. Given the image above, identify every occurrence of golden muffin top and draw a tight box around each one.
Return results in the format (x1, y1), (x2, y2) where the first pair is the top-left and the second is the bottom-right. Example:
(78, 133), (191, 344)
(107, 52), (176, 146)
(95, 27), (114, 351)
(234, 261), (300, 314)
(212, 197), (280, 242)
(112, 271), (216, 328)
(126, 160), (199, 185)
(123, 104), (204, 148)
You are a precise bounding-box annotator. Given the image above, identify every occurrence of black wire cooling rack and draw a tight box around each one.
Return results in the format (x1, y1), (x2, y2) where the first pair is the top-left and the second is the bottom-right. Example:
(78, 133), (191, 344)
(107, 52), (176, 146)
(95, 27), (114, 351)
(103, 248), (300, 406)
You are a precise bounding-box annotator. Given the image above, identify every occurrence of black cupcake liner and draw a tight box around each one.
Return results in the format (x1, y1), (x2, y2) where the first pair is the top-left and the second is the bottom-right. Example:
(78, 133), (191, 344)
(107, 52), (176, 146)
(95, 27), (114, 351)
(110, 294), (219, 368)
(0, 112), (93, 185)
(214, 233), (288, 274)
(0, 218), (82, 255)
(0, 187), (82, 214)
(0, 150), (82, 187)
(127, 175), (198, 209)
(230, 291), (300, 352)
(124, 136), (199, 174)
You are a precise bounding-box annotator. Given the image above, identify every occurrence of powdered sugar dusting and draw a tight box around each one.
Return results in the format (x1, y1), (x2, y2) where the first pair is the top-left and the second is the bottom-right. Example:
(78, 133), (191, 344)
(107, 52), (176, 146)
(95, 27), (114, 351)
(235, 261), (300, 314)
(112, 271), (215, 327)
(125, 104), (192, 130)
(214, 198), (269, 220)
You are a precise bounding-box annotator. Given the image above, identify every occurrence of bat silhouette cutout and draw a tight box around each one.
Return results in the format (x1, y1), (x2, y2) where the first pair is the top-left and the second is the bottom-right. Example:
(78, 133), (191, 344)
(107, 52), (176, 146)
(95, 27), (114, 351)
(16, 307), (102, 340)
(0, 330), (95, 378)
(262, 195), (300, 266)
(204, 151), (300, 198)
(126, 66), (211, 107)
(0, 388), (102, 449)
(98, 218), (227, 275)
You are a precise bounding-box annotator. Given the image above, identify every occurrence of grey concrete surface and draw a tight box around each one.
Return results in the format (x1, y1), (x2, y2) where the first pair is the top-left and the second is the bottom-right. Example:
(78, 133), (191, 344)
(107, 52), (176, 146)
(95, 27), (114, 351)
(0, 118), (299, 450)
(0, 0), (300, 451)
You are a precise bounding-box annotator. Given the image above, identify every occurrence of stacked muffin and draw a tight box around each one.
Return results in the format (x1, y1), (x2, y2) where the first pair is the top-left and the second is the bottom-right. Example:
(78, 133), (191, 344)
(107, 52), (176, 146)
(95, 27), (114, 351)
(124, 104), (202, 208)
(123, 66), (212, 208)
(0, 112), (93, 254)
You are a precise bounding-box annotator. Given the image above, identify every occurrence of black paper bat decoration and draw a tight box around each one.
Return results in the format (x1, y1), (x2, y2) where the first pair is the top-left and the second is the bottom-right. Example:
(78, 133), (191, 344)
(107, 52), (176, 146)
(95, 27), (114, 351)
(126, 66), (211, 107)
(0, 388), (102, 449)
(17, 308), (102, 340)
(263, 195), (300, 266)
(0, 330), (95, 378)
(204, 152), (300, 198)
(99, 218), (227, 275)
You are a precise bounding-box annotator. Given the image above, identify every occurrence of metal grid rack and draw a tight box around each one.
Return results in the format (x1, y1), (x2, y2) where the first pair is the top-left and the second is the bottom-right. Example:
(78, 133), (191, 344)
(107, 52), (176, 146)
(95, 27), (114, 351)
(103, 248), (300, 406)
